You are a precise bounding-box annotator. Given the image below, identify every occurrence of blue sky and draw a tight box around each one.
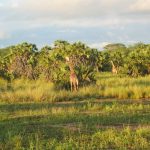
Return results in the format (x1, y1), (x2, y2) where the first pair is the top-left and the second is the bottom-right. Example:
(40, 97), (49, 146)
(0, 0), (150, 49)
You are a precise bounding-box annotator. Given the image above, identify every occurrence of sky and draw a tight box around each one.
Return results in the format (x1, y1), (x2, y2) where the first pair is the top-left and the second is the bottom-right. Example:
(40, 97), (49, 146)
(0, 0), (150, 49)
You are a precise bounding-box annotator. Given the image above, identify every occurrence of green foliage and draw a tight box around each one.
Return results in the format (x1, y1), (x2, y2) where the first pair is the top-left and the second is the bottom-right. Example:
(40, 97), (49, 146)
(102, 42), (150, 76)
(0, 41), (150, 88)
(9, 42), (38, 79)
(0, 42), (38, 81)
(124, 43), (150, 77)
(37, 41), (100, 87)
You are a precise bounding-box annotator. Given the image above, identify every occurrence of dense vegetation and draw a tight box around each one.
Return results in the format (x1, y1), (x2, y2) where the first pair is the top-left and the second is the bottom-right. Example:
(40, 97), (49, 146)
(0, 41), (150, 88)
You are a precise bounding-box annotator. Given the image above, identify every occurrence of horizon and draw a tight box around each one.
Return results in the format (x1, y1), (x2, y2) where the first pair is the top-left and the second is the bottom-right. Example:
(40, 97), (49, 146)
(0, 0), (150, 49)
(0, 40), (149, 51)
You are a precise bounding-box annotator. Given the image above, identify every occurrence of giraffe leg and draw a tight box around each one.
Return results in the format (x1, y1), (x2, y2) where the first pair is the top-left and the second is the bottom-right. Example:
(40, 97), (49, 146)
(74, 82), (77, 91)
(73, 82), (75, 91)
(76, 80), (79, 91)
(70, 81), (73, 92)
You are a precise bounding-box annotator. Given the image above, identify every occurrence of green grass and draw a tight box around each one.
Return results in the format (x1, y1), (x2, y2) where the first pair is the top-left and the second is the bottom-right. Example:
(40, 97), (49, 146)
(96, 73), (150, 99)
(0, 100), (150, 149)
(0, 73), (150, 149)
(1, 73), (150, 103)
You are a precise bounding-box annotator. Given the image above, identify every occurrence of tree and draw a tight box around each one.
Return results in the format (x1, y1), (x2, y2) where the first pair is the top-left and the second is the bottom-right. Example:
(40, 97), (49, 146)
(124, 44), (150, 77)
(104, 43), (126, 51)
(8, 42), (38, 79)
(1, 40), (150, 89)
(36, 41), (101, 88)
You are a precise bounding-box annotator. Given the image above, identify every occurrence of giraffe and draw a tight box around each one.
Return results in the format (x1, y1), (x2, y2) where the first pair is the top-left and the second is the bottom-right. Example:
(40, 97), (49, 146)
(65, 57), (79, 91)
(110, 61), (118, 74)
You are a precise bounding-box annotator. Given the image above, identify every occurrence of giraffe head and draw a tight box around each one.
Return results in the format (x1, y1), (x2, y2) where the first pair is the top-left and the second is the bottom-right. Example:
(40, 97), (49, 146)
(65, 56), (70, 62)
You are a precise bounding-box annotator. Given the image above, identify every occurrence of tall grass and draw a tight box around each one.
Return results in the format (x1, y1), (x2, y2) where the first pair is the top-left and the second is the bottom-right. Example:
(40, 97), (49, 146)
(0, 78), (100, 103)
(97, 73), (150, 99)
(0, 73), (150, 103)
(0, 78), (56, 102)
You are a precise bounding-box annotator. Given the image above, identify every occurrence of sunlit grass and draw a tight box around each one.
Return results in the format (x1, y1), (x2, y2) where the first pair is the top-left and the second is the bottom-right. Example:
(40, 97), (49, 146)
(97, 73), (150, 99)
(0, 73), (150, 102)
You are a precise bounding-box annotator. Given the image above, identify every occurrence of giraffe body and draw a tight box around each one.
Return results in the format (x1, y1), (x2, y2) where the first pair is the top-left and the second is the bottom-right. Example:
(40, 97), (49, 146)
(66, 57), (79, 91)
(111, 61), (118, 74)
(70, 72), (78, 91)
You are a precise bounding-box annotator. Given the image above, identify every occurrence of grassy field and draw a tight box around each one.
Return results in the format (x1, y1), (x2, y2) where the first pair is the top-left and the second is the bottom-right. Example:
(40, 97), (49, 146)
(1, 73), (150, 103)
(0, 73), (150, 149)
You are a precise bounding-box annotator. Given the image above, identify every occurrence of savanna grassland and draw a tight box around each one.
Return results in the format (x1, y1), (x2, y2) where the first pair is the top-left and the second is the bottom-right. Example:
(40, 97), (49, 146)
(0, 42), (150, 149)
(0, 73), (150, 150)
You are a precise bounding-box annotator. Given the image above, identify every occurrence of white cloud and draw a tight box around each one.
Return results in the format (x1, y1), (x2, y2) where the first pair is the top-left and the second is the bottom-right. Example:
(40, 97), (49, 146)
(88, 42), (111, 50)
(0, 0), (150, 29)
(0, 31), (11, 40)
(16, 0), (120, 18)
(0, 0), (150, 47)
(57, 29), (77, 33)
(0, 1), (130, 20)
(130, 0), (150, 12)
(11, 2), (19, 8)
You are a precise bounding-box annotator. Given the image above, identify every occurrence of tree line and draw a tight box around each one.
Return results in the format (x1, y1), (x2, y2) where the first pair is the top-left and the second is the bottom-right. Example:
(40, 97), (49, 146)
(0, 41), (150, 87)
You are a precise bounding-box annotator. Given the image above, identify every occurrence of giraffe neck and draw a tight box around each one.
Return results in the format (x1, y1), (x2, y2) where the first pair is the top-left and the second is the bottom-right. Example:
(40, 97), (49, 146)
(68, 62), (74, 72)
(111, 61), (115, 68)
(68, 63), (77, 79)
(70, 68), (76, 78)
